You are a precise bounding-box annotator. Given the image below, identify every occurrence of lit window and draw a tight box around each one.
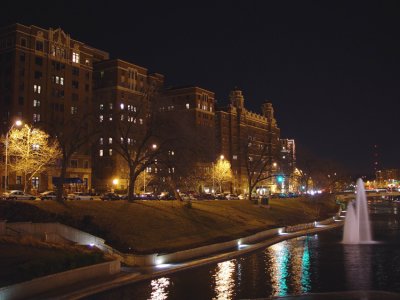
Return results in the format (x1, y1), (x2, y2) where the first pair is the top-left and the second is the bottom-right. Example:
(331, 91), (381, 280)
(55, 76), (60, 84)
(120, 103), (124, 110)
(120, 137), (124, 143)
(127, 138), (131, 144)
(233, 155), (238, 160)
(139, 119), (143, 125)
(109, 103), (113, 110)
(33, 99), (40, 107)
(33, 113), (40, 122)
(109, 149), (113, 156)
(120, 114), (124, 121)
(99, 115), (104, 122)
(99, 104), (104, 110)
(32, 144), (40, 150)
(133, 106), (137, 112)
(72, 52), (80, 63)
(99, 138), (103, 145)
(34, 85), (41, 94)
(71, 106), (78, 114)
(99, 149), (103, 157)
(60, 77), (64, 85)
(108, 137), (112, 144)
(109, 115), (113, 121)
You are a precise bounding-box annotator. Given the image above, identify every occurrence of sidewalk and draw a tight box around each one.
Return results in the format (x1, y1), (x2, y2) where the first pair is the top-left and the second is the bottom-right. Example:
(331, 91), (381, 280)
(40, 219), (344, 300)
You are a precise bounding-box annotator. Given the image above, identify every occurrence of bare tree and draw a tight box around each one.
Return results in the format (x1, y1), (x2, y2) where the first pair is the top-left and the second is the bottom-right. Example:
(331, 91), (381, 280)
(3, 124), (61, 192)
(47, 113), (99, 201)
(243, 139), (276, 201)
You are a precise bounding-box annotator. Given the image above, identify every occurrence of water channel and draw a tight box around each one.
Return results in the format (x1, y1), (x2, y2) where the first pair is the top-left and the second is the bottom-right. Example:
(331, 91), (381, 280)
(87, 201), (400, 299)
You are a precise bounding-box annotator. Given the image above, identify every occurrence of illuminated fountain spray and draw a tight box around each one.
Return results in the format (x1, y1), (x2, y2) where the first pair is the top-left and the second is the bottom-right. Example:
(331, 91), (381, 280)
(342, 178), (372, 244)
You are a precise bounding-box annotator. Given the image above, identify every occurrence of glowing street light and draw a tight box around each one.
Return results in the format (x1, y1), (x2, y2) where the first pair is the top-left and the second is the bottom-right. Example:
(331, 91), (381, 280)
(4, 120), (22, 192)
(112, 178), (119, 186)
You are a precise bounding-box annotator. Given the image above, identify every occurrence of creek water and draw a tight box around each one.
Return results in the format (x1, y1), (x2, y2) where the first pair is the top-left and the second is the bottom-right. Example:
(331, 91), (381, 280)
(87, 201), (400, 299)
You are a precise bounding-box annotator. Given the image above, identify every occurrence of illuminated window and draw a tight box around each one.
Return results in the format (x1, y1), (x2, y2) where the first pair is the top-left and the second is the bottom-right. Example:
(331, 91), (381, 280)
(139, 118), (143, 125)
(33, 113), (40, 123)
(72, 52), (79, 63)
(233, 155), (238, 160)
(34, 85), (41, 94)
(109, 103), (113, 110)
(71, 106), (78, 114)
(186, 103), (190, 109)
(120, 103), (125, 110)
(120, 137), (124, 143)
(33, 99), (40, 107)
(99, 104), (104, 110)
(60, 77), (64, 85)
(109, 149), (113, 156)
(32, 144), (40, 150)
(108, 137), (112, 144)
(99, 115), (104, 122)
(120, 114), (124, 121)
(109, 115), (113, 121)
(99, 149), (103, 157)
(99, 138), (103, 145)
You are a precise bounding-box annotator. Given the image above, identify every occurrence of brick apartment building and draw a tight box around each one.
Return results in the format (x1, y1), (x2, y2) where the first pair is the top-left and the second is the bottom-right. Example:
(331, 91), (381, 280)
(0, 23), (294, 195)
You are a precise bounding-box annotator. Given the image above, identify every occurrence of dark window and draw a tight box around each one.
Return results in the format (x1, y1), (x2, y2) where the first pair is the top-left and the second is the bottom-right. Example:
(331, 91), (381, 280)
(19, 68), (25, 76)
(85, 84), (89, 91)
(72, 67), (79, 76)
(36, 41), (43, 51)
(20, 54), (25, 62)
(84, 160), (89, 168)
(20, 38), (27, 47)
(19, 83), (24, 91)
(72, 80), (79, 89)
(70, 160), (78, 168)
(35, 56), (43, 66)
(34, 71), (42, 79)
(72, 93), (79, 101)
(18, 96), (24, 105)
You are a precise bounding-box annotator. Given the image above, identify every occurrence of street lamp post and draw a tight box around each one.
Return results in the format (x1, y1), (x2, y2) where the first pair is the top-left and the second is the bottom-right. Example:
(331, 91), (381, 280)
(4, 120), (22, 192)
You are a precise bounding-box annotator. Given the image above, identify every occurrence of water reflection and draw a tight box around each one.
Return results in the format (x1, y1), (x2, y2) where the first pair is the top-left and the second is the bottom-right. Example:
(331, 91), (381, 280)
(212, 260), (236, 300)
(344, 245), (372, 290)
(150, 277), (170, 300)
(266, 237), (312, 297)
(268, 241), (290, 296)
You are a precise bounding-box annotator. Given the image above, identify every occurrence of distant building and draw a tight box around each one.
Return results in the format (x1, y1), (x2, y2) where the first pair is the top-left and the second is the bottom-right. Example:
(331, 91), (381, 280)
(0, 23), (109, 192)
(376, 169), (400, 187)
(280, 138), (296, 191)
(215, 89), (281, 194)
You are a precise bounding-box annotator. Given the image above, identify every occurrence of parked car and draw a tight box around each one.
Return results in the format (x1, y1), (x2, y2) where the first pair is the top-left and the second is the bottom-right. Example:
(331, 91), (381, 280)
(67, 192), (93, 200)
(40, 191), (57, 200)
(225, 194), (240, 200)
(2, 190), (36, 200)
(100, 192), (121, 201)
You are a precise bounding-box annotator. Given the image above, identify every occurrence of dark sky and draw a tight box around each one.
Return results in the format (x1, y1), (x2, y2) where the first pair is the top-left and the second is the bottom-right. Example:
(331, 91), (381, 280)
(2, 1), (400, 175)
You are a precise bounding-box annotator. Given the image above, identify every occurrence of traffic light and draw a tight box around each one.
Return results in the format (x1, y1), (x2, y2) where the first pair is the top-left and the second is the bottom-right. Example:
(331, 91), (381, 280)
(277, 175), (284, 183)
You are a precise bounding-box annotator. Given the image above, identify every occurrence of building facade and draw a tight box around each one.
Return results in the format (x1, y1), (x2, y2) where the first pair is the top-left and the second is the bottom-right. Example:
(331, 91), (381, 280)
(0, 23), (109, 192)
(92, 59), (164, 191)
(215, 89), (281, 194)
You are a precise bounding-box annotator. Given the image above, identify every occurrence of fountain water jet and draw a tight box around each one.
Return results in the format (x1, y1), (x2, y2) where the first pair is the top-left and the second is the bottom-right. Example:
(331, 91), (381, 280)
(342, 178), (372, 244)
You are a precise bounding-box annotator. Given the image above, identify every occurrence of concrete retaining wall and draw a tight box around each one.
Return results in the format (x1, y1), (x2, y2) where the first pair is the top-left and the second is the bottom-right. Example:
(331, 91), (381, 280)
(1, 214), (339, 267)
(0, 260), (120, 300)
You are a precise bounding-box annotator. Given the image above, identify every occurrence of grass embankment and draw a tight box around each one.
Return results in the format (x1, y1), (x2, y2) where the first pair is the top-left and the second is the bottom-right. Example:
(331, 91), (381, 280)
(0, 195), (338, 254)
(0, 236), (107, 287)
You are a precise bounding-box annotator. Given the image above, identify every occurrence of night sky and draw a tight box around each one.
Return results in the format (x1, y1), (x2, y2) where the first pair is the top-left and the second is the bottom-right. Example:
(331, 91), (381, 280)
(2, 1), (400, 176)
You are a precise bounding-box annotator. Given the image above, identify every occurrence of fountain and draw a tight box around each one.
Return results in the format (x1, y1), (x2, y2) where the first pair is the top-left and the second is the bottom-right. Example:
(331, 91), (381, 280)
(342, 178), (372, 244)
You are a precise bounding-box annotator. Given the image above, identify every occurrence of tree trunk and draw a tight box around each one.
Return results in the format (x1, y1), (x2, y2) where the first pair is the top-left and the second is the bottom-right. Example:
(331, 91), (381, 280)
(127, 166), (136, 202)
(56, 155), (67, 202)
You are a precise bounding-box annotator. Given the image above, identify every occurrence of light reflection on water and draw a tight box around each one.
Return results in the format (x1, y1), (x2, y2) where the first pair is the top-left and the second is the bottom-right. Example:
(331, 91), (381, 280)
(150, 277), (170, 300)
(266, 236), (313, 297)
(212, 260), (236, 300)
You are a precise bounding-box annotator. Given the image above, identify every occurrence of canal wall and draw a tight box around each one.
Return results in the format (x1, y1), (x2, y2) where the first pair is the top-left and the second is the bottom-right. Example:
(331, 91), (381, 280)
(0, 213), (340, 268)
(0, 260), (120, 300)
